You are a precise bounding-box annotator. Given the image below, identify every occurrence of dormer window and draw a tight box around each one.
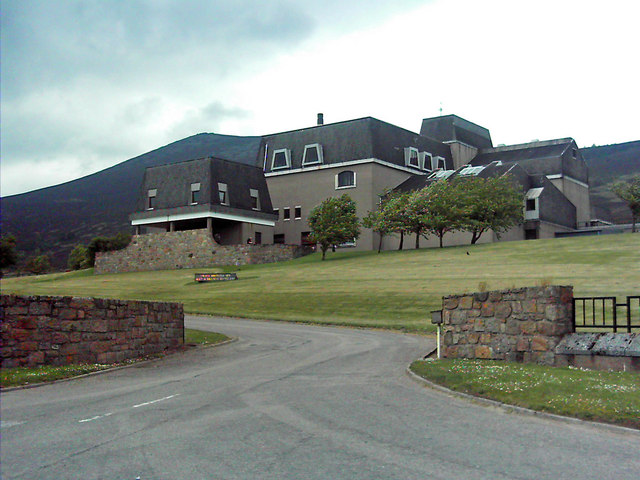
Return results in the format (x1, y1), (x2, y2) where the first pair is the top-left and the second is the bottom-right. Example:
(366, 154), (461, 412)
(336, 170), (356, 189)
(271, 149), (291, 170)
(147, 189), (157, 210)
(218, 182), (229, 205)
(302, 143), (323, 166)
(434, 156), (446, 170)
(404, 147), (420, 169)
(421, 152), (433, 171)
(250, 189), (260, 210)
(190, 183), (201, 204)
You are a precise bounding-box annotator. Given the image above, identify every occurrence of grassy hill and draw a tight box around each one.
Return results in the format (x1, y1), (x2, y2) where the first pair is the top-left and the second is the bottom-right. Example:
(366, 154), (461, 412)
(3, 234), (638, 333)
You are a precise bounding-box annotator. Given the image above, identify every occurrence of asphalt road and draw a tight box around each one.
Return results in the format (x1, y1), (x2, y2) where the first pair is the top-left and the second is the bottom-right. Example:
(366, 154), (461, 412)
(1, 316), (639, 479)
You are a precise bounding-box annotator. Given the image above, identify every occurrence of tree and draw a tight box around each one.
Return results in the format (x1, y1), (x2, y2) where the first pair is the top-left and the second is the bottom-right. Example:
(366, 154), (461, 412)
(26, 254), (51, 275)
(611, 175), (640, 233)
(363, 190), (402, 253)
(0, 234), (18, 276)
(460, 175), (524, 244)
(409, 180), (466, 248)
(381, 190), (411, 250)
(308, 194), (360, 260)
(68, 245), (91, 270)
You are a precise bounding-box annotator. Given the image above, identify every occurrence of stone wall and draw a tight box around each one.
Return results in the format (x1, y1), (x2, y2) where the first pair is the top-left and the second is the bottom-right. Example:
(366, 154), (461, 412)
(1, 294), (184, 368)
(441, 286), (573, 365)
(95, 229), (313, 274)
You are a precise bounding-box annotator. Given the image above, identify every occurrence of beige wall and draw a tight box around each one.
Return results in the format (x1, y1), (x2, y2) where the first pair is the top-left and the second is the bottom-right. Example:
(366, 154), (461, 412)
(549, 176), (591, 226)
(448, 142), (479, 170)
(267, 162), (411, 251)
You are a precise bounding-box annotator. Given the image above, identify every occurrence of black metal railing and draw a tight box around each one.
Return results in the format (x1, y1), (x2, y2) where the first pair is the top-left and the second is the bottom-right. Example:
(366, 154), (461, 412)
(573, 296), (640, 333)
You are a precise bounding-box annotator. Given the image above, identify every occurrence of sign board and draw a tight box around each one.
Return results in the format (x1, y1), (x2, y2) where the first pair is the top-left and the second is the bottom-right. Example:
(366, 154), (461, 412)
(195, 273), (238, 283)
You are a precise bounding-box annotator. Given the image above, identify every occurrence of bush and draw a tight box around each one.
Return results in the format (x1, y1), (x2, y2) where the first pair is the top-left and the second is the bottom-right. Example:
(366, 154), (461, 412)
(26, 254), (51, 274)
(68, 245), (91, 270)
(87, 232), (131, 266)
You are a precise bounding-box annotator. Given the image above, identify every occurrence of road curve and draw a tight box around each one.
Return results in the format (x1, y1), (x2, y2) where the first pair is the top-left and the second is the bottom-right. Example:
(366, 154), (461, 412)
(1, 316), (638, 480)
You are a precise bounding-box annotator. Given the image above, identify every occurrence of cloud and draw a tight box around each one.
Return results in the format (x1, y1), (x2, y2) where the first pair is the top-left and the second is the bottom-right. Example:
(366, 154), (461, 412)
(1, 0), (431, 195)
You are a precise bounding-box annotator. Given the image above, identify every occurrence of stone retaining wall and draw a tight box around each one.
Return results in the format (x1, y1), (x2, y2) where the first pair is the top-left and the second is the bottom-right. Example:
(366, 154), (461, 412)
(441, 286), (573, 366)
(95, 229), (312, 274)
(1, 294), (184, 368)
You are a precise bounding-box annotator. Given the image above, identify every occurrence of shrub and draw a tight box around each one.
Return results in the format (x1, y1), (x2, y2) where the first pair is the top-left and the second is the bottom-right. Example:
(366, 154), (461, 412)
(87, 232), (131, 266)
(68, 245), (91, 270)
(26, 254), (51, 274)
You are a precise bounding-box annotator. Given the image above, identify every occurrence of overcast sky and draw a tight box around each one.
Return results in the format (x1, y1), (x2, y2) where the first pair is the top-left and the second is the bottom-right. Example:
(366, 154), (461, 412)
(2, 0), (639, 197)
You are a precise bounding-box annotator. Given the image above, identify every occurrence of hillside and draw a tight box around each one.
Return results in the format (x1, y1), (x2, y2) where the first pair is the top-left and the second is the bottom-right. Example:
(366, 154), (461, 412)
(1, 133), (261, 268)
(582, 140), (640, 223)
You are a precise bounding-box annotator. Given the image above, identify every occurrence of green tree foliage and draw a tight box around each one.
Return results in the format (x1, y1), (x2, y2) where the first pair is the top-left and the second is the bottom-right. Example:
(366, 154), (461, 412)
(87, 232), (132, 266)
(68, 245), (91, 270)
(0, 234), (18, 275)
(460, 176), (524, 244)
(408, 180), (465, 248)
(26, 254), (51, 275)
(611, 175), (640, 232)
(364, 176), (525, 249)
(362, 190), (405, 253)
(308, 194), (360, 260)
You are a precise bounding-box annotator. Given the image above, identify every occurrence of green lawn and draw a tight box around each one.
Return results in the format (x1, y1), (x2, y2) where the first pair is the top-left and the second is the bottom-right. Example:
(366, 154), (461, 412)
(410, 359), (640, 429)
(2, 234), (639, 332)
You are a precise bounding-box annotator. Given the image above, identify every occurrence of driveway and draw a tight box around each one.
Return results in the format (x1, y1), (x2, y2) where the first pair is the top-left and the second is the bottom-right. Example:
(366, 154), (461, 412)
(1, 315), (638, 479)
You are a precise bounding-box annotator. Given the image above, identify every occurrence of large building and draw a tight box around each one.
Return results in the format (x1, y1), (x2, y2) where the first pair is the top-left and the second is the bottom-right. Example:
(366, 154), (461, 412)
(131, 114), (591, 251)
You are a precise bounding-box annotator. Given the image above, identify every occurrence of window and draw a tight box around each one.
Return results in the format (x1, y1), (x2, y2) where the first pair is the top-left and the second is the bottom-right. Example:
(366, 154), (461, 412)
(250, 188), (260, 210)
(294, 206), (301, 219)
(302, 143), (323, 166)
(435, 156), (446, 170)
(274, 234), (285, 244)
(283, 207), (291, 220)
(218, 183), (228, 205)
(421, 152), (433, 171)
(271, 149), (291, 170)
(255, 232), (262, 245)
(404, 147), (420, 168)
(526, 199), (536, 211)
(336, 170), (356, 189)
(190, 183), (201, 204)
(273, 208), (279, 220)
(147, 189), (157, 210)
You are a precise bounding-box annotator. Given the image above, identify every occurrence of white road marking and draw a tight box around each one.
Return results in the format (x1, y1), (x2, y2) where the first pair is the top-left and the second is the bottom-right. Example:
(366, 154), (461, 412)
(132, 394), (180, 409)
(77, 394), (180, 425)
(78, 412), (113, 423)
(1, 421), (25, 428)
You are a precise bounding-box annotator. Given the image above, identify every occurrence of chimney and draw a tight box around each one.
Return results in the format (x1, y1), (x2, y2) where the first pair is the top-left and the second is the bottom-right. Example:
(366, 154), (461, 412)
(317, 113), (324, 126)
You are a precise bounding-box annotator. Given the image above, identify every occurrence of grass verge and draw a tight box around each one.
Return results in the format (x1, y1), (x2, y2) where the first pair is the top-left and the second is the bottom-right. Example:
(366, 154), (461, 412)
(1, 329), (229, 388)
(410, 359), (640, 429)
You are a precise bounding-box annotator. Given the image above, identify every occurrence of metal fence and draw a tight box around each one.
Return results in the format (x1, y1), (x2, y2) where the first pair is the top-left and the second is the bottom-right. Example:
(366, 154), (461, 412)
(573, 296), (640, 333)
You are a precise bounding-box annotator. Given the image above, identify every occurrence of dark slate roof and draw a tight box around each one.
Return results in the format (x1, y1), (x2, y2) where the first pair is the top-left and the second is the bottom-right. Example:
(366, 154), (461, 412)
(132, 156), (274, 218)
(420, 115), (493, 148)
(394, 174), (431, 192)
(260, 117), (453, 173)
(470, 138), (589, 183)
